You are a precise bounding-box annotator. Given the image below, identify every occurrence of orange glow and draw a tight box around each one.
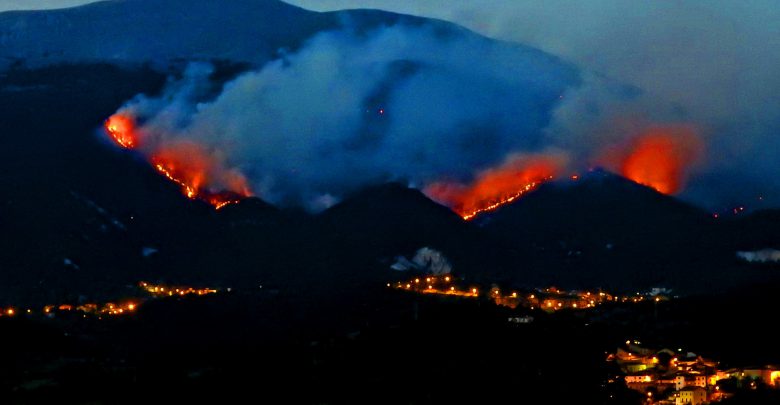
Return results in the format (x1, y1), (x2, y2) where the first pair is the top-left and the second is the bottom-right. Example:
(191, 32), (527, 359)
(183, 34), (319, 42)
(150, 140), (251, 209)
(140, 281), (218, 297)
(615, 126), (704, 195)
(104, 113), (139, 149)
(104, 113), (252, 209)
(392, 276), (667, 312)
(426, 153), (568, 220)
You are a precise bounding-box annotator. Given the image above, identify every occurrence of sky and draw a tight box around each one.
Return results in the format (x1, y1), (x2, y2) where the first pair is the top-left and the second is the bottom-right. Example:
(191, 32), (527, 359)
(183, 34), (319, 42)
(0, 0), (92, 10)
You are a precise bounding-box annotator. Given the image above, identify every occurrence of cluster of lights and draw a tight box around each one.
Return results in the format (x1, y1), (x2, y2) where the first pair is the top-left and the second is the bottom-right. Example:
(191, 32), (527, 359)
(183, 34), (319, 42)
(0, 282), (219, 320)
(388, 276), (480, 298)
(0, 301), (138, 319)
(139, 281), (218, 297)
(389, 277), (668, 311)
(614, 340), (780, 403)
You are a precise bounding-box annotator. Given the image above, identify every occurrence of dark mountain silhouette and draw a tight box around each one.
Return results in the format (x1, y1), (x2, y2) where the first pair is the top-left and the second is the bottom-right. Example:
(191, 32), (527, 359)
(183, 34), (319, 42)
(477, 170), (780, 292)
(0, 0), (547, 68)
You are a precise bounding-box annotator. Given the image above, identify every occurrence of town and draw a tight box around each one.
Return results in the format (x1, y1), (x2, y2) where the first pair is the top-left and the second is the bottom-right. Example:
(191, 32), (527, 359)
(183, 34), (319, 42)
(610, 340), (780, 404)
(0, 281), (219, 319)
(388, 275), (670, 312)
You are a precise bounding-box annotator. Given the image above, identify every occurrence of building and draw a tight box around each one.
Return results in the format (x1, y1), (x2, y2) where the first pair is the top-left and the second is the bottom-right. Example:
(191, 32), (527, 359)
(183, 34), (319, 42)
(741, 367), (780, 387)
(673, 373), (707, 390)
(626, 374), (653, 384)
(675, 386), (706, 405)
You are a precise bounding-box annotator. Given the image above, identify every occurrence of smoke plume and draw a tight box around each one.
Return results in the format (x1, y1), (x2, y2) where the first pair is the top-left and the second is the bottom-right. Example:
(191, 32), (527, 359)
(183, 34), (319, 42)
(111, 24), (579, 210)
(109, 20), (724, 213)
(289, 1), (780, 210)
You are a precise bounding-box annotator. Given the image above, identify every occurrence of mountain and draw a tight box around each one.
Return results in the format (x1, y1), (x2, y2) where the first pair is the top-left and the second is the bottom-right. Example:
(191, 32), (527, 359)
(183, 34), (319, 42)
(719, 209), (780, 250)
(0, 0), (335, 67)
(0, 0), (582, 304)
(0, 0), (567, 71)
(1, 1), (777, 304)
(477, 170), (774, 292)
(481, 169), (711, 248)
(315, 183), (491, 280)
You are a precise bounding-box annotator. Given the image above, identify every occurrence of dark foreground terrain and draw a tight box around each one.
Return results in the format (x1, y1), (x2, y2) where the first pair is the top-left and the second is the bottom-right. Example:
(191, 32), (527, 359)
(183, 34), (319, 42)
(1, 281), (779, 404)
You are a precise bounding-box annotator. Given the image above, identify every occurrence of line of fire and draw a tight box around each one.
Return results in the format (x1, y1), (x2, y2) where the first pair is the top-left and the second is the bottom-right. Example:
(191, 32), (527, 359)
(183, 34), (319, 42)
(608, 340), (780, 404)
(0, 282), (218, 320)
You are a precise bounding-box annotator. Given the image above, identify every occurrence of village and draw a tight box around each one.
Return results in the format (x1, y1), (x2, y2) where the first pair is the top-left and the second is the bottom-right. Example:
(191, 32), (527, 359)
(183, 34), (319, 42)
(388, 274), (670, 313)
(392, 275), (780, 403)
(610, 340), (780, 404)
(0, 281), (219, 319)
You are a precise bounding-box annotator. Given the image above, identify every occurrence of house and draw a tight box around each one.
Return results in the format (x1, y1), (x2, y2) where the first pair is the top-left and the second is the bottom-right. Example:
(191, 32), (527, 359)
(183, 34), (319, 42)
(675, 386), (706, 405)
(674, 374), (706, 390)
(742, 366), (780, 387)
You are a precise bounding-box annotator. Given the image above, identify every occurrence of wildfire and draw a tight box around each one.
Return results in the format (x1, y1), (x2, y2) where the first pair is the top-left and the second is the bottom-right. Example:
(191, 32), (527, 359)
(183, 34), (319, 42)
(103, 112), (252, 209)
(151, 141), (251, 209)
(615, 126), (704, 195)
(104, 113), (139, 149)
(426, 152), (568, 220)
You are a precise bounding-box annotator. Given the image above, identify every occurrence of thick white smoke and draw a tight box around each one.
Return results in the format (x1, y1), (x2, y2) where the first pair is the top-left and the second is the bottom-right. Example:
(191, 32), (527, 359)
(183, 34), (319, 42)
(290, 0), (780, 209)
(391, 247), (452, 275)
(117, 23), (581, 209)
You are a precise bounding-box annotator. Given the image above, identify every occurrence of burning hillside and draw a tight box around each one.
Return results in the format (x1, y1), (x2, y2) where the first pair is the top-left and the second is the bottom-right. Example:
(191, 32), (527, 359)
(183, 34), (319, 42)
(105, 113), (138, 149)
(425, 152), (568, 220)
(424, 127), (705, 221)
(103, 113), (252, 209)
(604, 126), (704, 195)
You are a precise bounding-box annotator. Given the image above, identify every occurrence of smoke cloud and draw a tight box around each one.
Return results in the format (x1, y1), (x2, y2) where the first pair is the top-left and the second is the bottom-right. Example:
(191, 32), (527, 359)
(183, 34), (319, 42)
(114, 23), (580, 210)
(287, 0), (780, 210)
(113, 5), (771, 212)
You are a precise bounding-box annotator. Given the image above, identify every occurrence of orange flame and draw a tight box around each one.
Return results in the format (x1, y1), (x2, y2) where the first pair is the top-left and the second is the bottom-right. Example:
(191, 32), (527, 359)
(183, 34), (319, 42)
(104, 113), (139, 149)
(151, 141), (251, 209)
(104, 113), (252, 209)
(426, 153), (568, 220)
(618, 127), (704, 195)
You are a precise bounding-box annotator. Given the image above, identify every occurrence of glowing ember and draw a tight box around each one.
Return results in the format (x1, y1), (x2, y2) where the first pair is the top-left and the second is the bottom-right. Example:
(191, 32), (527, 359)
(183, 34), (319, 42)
(426, 153), (568, 220)
(103, 113), (252, 209)
(618, 127), (704, 195)
(104, 114), (139, 149)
